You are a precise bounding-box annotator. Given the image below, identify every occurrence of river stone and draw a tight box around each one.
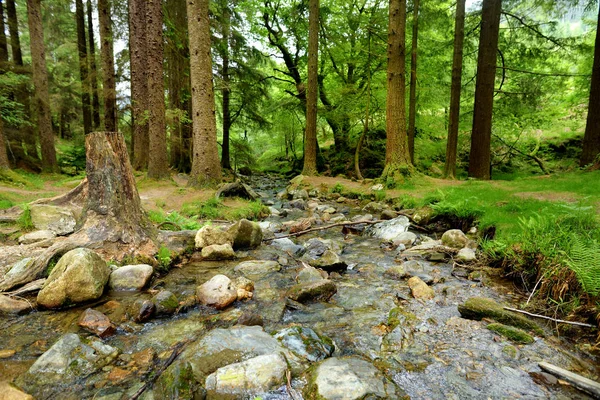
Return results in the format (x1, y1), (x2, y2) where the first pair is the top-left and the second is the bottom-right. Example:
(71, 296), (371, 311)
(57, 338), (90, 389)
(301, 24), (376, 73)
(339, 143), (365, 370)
(384, 265), (409, 280)
(292, 189), (309, 200)
(270, 237), (306, 256)
(109, 264), (153, 291)
(201, 243), (236, 260)
(441, 229), (469, 249)
(458, 297), (544, 335)
(78, 308), (116, 338)
(194, 225), (232, 249)
(412, 207), (434, 224)
(380, 209), (397, 220)
(227, 219), (263, 249)
(308, 250), (347, 272)
(234, 260), (280, 278)
(155, 361), (203, 400)
(196, 274), (238, 310)
(487, 323), (534, 344)
(215, 181), (259, 200)
(37, 248), (110, 309)
(456, 247), (477, 262)
(408, 276), (434, 300)
(0, 382), (34, 400)
(205, 354), (287, 397)
(3, 257), (35, 286)
(0, 294), (31, 314)
(364, 216), (410, 241)
(20, 333), (118, 387)
(131, 299), (155, 322)
(287, 280), (337, 303)
(274, 326), (334, 362)
(153, 290), (179, 315)
(306, 357), (399, 400)
(157, 229), (197, 255)
(297, 265), (327, 283)
(18, 230), (56, 245)
(362, 202), (386, 214)
(394, 231), (417, 246)
(29, 204), (77, 235)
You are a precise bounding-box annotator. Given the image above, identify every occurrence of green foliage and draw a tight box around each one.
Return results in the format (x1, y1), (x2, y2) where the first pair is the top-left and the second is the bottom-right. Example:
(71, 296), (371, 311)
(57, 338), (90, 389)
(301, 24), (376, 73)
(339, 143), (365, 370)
(157, 246), (173, 272)
(17, 206), (34, 231)
(331, 182), (344, 194)
(566, 236), (600, 297)
(373, 190), (386, 202)
(148, 209), (200, 230)
(229, 200), (270, 221)
(0, 196), (14, 210)
(181, 198), (224, 220)
(57, 145), (86, 175)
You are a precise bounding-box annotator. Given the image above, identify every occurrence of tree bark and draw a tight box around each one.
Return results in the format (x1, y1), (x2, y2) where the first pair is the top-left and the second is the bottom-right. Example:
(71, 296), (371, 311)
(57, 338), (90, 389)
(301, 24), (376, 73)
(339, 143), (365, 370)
(444, 0), (466, 179)
(26, 0), (57, 172)
(302, 0), (319, 176)
(468, 0), (502, 180)
(129, 0), (149, 170)
(0, 111), (9, 169)
(580, 5), (600, 167)
(76, 0), (92, 135)
(87, 0), (100, 129)
(187, 0), (222, 186)
(407, 0), (419, 164)
(383, 0), (411, 181)
(220, 3), (232, 170)
(6, 0), (21, 65)
(98, 0), (117, 132)
(355, 24), (373, 181)
(0, 0), (8, 63)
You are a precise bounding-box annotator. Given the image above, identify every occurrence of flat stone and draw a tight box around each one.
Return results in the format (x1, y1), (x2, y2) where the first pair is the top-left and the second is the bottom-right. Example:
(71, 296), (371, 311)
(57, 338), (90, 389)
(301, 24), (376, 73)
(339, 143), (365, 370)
(287, 280), (337, 303)
(201, 243), (236, 260)
(234, 260), (280, 278)
(274, 326), (334, 362)
(456, 247), (477, 262)
(0, 294), (32, 314)
(109, 264), (153, 291)
(297, 265), (327, 284)
(407, 276), (434, 300)
(29, 204), (76, 235)
(270, 238), (306, 256)
(18, 230), (56, 245)
(196, 274), (237, 310)
(78, 308), (116, 338)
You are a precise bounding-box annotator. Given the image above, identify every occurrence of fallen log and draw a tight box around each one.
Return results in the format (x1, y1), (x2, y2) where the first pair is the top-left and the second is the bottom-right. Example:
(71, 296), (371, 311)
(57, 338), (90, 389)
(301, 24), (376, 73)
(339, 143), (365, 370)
(539, 362), (600, 399)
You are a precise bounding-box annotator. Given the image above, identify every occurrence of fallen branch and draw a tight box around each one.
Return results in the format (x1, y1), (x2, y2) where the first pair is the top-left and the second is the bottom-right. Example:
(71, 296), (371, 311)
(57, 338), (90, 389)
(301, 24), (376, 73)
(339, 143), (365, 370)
(503, 307), (596, 328)
(394, 211), (430, 232)
(539, 362), (600, 398)
(267, 220), (387, 240)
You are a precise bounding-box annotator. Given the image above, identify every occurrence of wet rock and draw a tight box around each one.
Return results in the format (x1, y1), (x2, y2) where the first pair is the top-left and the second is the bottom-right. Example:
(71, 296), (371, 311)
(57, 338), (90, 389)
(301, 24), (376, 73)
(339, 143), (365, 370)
(18, 230), (56, 245)
(19, 333), (118, 388)
(153, 290), (179, 316)
(364, 216), (410, 241)
(29, 204), (77, 235)
(297, 265), (327, 283)
(196, 274), (237, 310)
(308, 250), (347, 272)
(363, 202), (385, 214)
(3, 258), (35, 288)
(292, 189), (309, 200)
(157, 229), (197, 255)
(270, 237), (306, 256)
(131, 299), (155, 322)
(132, 348), (156, 373)
(456, 247), (477, 262)
(37, 248), (110, 309)
(287, 280), (337, 303)
(237, 311), (264, 326)
(205, 354), (287, 397)
(0, 349), (16, 358)
(227, 219), (263, 249)
(0, 294), (32, 314)
(458, 297), (544, 335)
(393, 231), (417, 246)
(215, 181), (259, 200)
(380, 209), (397, 220)
(155, 361), (203, 400)
(201, 243), (236, 260)
(234, 260), (280, 278)
(408, 276), (434, 300)
(384, 265), (408, 280)
(78, 308), (116, 338)
(234, 276), (254, 292)
(529, 371), (558, 386)
(306, 357), (401, 400)
(194, 225), (232, 249)
(336, 196), (347, 203)
(108, 264), (153, 291)
(412, 207), (434, 224)
(487, 323), (534, 344)
(0, 382), (34, 400)
(289, 199), (307, 210)
(274, 326), (334, 362)
(441, 229), (469, 249)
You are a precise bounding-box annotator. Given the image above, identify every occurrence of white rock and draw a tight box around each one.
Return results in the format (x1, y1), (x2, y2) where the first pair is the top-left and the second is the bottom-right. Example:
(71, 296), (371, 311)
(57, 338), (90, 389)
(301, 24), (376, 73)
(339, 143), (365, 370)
(18, 230), (56, 245)
(109, 264), (153, 291)
(196, 274), (238, 310)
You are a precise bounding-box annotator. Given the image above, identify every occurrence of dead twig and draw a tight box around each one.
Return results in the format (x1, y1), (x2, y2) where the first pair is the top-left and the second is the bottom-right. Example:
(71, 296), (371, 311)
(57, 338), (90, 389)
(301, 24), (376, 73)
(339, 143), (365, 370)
(503, 306), (596, 328)
(266, 220), (387, 240)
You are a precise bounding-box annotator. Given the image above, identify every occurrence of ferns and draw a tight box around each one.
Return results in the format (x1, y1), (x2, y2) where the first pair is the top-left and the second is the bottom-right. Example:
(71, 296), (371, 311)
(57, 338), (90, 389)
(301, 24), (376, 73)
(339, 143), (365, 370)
(567, 236), (600, 297)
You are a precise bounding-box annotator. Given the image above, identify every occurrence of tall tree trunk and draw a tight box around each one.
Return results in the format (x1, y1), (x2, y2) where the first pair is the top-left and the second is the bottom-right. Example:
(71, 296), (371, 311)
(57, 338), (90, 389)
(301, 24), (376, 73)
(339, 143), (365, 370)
(407, 0), (419, 164)
(580, 5), (600, 167)
(76, 0), (92, 135)
(355, 23), (373, 181)
(0, 0), (8, 63)
(98, 0), (117, 132)
(87, 0), (100, 129)
(187, 0), (221, 186)
(468, 0), (501, 180)
(26, 0), (57, 172)
(444, 0), (466, 179)
(146, 0), (169, 179)
(383, 0), (411, 181)
(221, 3), (232, 170)
(0, 111), (9, 169)
(129, 0), (149, 170)
(302, 0), (319, 176)
(6, 0), (21, 65)
(166, 0), (181, 170)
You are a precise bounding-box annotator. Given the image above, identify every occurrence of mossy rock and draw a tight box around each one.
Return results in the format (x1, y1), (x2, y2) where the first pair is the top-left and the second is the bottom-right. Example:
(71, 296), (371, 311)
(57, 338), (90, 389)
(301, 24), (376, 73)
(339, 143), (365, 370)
(487, 323), (534, 344)
(155, 361), (205, 399)
(457, 297), (544, 336)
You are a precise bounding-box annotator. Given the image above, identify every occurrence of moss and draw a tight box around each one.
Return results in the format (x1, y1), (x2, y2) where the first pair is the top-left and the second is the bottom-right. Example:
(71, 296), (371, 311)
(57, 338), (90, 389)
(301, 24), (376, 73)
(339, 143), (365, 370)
(388, 307), (417, 330)
(502, 345), (518, 359)
(458, 297), (544, 336)
(487, 323), (534, 344)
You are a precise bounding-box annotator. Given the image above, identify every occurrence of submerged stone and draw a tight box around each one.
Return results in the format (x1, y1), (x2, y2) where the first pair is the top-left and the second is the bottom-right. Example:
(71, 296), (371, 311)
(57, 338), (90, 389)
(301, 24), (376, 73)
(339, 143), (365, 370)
(108, 264), (153, 291)
(275, 326), (334, 362)
(287, 280), (337, 303)
(78, 308), (116, 338)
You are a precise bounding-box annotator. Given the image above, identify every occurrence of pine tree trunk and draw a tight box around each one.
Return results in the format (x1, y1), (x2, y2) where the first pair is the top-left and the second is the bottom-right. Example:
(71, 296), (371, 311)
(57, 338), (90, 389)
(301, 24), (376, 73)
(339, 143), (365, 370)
(87, 0), (100, 129)
(76, 0), (92, 135)
(26, 0), (57, 172)
(6, 0), (21, 65)
(580, 6), (600, 167)
(0, 0), (8, 63)
(221, 3), (232, 170)
(98, 0), (117, 132)
(407, 0), (419, 164)
(129, 0), (149, 170)
(383, 0), (411, 181)
(468, 0), (501, 180)
(302, 0), (319, 176)
(0, 111), (9, 169)
(187, 0), (221, 186)
(146, 0), (169, 179)
(444, 0), (466, 179)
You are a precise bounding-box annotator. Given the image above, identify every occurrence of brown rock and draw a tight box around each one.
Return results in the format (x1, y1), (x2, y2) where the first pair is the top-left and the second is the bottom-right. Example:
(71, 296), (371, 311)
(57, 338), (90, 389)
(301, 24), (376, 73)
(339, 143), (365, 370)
(0, 349), (16, 358)
(0, 294), (32, 315)
(132, 348), (155, 373)
(407, 276), (434, 300)
(0, 382), (34, 400)
(132, 299), (156, 322)
(78, 308), (117, 338)
(107, 367), (133, 383)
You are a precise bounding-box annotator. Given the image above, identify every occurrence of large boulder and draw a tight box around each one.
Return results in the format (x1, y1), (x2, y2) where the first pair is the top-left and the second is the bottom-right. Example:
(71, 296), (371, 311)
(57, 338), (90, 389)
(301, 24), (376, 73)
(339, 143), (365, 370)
(227, 219), (263, 249)
(108, 264), (153, 291)
(441, 229), (469, 249)
(196, 274), (238, 310)
(194, 225), (232, 249)
(201, 243), (236, 260)
(29, 204), (77, 235)
(37, 248), (110, 309)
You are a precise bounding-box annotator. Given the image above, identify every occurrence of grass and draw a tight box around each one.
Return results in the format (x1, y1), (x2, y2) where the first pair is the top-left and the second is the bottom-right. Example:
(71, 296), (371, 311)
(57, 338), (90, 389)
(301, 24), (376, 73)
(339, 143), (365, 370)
(147, 209), (201, 230)
(180, 197), (269, 221)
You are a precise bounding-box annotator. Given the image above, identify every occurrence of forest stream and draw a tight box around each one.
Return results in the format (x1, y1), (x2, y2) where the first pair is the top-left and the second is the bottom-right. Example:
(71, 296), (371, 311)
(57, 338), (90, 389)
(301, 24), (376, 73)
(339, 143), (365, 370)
(1, 175), (598, 400)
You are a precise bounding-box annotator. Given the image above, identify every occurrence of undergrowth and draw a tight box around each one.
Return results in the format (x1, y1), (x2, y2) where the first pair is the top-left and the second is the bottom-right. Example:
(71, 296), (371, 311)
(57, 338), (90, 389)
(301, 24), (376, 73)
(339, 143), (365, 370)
(181, 198), (269, 221)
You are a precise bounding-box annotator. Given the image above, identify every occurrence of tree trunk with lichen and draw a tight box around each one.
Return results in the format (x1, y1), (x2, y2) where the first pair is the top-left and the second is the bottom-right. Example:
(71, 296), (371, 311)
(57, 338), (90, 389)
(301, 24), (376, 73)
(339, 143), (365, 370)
(302, 0), (319, 176)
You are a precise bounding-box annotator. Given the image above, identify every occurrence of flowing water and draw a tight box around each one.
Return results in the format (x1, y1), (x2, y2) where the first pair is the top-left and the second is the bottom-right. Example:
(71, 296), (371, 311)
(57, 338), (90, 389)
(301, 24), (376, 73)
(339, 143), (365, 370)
(0, 175), (597, 399)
